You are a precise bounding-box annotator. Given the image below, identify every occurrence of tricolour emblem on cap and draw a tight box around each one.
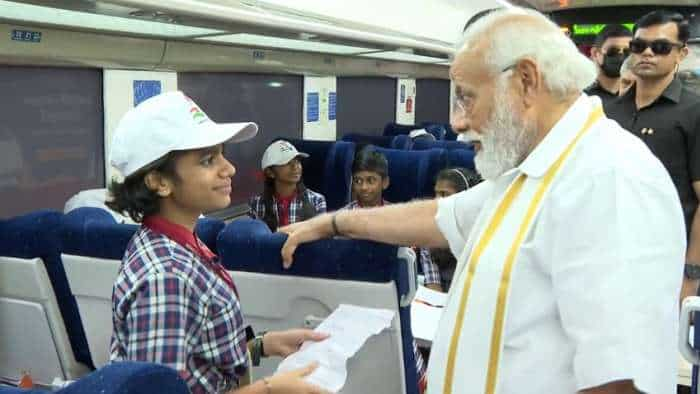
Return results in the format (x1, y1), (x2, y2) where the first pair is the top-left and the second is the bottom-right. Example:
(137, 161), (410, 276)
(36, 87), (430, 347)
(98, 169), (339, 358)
(186, 96), (209, 124)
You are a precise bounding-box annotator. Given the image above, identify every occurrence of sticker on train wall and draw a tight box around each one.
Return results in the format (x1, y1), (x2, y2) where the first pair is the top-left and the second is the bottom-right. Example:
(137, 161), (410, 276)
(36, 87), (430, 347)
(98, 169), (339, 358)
(328, 92), (337, 121)
(400, 84), (406, 103)
(11, 29), (41, 43)
(307, 92), (320, 122)
(133, 80), (162, 106)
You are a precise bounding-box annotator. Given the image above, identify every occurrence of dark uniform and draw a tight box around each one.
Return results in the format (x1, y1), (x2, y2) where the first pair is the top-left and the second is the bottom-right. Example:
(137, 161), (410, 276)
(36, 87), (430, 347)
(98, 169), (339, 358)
(585, 82), (619, 108)
(606, 78), (700, 234)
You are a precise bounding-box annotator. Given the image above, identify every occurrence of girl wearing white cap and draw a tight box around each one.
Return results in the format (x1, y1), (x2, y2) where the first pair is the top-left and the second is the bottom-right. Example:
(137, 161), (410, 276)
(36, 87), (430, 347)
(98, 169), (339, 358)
(107, 92), (329, 394)
(249, 140), (326, 231)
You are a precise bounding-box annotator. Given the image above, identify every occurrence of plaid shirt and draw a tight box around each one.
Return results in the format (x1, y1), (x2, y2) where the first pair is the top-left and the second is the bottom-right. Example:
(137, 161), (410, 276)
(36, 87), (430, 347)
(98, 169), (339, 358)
(248, 189), (326, 228)
(110, 224), (248, 394)
(418, 248), (442, 286)
(341, 199), (427, 392)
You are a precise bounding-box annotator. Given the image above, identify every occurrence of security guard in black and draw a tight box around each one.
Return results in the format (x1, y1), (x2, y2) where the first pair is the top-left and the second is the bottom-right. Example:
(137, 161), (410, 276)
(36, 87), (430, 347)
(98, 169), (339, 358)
(606, 78), (700, 233)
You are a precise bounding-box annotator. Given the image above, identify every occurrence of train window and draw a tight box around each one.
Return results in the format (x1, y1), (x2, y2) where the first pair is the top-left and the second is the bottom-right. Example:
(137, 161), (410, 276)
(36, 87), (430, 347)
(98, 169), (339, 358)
(178, 73), (303, 210)
(0, 66), (104, 218)
(415, 79), (450, 125)
(336, 77), (396, 135)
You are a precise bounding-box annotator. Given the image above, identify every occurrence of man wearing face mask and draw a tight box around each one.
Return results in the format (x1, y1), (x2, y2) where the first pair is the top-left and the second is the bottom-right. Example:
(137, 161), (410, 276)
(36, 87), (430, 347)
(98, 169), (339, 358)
(585, 24), (632, 106)
(606, 10), (700, 302)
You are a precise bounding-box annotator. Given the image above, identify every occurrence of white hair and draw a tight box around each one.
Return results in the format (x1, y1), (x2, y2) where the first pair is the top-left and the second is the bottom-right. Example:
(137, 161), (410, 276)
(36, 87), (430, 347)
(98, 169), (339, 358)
(456, 8), (596, 99)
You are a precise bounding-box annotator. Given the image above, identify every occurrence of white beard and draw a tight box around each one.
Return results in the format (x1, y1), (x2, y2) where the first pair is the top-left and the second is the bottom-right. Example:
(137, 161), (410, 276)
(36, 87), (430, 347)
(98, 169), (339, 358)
(464, 81), (536, 180)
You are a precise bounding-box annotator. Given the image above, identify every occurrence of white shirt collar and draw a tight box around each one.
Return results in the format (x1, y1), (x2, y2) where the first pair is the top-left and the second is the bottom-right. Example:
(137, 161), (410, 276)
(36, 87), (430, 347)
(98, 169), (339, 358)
(517, 94), (601, 178)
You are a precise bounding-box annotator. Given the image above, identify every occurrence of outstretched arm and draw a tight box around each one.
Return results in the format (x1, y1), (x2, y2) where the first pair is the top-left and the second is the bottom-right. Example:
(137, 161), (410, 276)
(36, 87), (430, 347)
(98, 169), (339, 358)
(280, 199), (447, 267)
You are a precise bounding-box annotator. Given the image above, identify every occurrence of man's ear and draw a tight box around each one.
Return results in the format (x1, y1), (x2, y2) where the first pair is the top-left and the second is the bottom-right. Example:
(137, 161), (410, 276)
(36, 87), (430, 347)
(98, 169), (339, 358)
(382, 176), (390, 191)
(144, 171), (172, 197)
(513, 58), (541, 108)
(264, 168), (276, 179)
(590, 46), (602, 63)
(679, 45), (689, 63)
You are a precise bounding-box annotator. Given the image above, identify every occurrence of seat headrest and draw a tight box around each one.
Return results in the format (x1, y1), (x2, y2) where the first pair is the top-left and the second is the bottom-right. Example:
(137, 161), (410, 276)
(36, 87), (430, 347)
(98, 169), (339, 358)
(57, 361), (189, 394)
(0, 210), (63, 258)
(446, 149), (476, 171)
(371, 147), (447, 202)
(217, 218), (398, 282)
(61, 208), (138, 259)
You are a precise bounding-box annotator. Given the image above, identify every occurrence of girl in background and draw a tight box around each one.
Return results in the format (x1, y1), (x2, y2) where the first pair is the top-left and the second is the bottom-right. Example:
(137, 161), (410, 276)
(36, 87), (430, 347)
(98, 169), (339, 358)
(250, 140), (326, 231)
(420, 167), (481, 291)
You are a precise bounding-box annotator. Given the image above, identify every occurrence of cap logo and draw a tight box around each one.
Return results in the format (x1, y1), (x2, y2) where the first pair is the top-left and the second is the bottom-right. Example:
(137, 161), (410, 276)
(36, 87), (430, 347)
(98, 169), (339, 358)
(279, 143), (294, 153)
(185, 96), (209, 124)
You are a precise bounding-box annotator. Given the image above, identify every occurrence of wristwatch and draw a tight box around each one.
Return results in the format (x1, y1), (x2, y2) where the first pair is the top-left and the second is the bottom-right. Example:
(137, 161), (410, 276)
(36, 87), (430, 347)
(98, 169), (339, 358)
(684, 263), (700, 280)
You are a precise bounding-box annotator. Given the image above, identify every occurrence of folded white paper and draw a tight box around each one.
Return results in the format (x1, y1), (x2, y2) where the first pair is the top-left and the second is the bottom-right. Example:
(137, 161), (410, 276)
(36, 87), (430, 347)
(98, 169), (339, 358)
(276, 304), (395, 393)
(411, 285), (447, 347)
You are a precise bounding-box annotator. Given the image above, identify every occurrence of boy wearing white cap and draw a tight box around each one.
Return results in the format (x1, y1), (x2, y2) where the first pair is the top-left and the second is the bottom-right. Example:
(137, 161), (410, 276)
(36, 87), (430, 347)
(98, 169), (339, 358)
(249, 140), (326, 231)
(107, 92), (329, 394)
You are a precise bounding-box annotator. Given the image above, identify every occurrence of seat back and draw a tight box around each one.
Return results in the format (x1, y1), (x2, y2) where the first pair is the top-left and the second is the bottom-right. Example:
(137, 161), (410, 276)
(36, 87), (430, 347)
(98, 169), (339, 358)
(60, 208), (137, 368)
(383, 122), (417, 137)
(411, 139), (473, 152)
(446, 148), (477, 171)
(59, 208), (226, 368)
(371, 147), (448, 203)
(289, 139), (355, 211)
(341, 133), (394, 149)
(0, 362), (189, 394)
(0, 210), (92, 385)
(217, 219), (419, 394)
(421, 123), (447, 140)
(390, 135), (414, 150)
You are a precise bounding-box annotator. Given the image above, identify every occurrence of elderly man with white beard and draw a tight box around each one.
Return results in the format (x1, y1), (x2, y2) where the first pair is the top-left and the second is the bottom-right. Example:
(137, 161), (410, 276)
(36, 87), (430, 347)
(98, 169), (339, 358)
(279, 8), (685, 394)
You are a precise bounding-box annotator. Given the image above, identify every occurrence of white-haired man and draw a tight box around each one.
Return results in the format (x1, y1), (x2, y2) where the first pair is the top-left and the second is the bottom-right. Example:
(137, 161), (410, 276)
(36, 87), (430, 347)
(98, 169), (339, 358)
(280, 8), (685, 394)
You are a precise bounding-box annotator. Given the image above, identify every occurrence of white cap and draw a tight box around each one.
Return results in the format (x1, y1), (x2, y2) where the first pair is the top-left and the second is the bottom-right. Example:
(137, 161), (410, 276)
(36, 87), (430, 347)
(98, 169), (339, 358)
(261, 140), (309, 170)
(110, 91), (258, 177)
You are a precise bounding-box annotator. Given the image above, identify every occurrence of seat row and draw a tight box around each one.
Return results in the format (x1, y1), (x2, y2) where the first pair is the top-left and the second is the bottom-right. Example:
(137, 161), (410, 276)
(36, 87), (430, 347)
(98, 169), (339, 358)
(0, 207), (420, 394)
(289, 139), (475, 211)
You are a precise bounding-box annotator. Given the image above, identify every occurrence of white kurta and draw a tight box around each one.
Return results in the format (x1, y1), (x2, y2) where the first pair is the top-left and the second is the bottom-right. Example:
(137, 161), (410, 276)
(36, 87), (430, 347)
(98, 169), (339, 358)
(429, 95), (686, 394)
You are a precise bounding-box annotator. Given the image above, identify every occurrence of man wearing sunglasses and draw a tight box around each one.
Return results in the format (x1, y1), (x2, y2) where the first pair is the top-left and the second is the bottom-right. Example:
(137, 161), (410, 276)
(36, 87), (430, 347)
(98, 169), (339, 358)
(606, 10), (700, 303)
(585, 24), (632, 106)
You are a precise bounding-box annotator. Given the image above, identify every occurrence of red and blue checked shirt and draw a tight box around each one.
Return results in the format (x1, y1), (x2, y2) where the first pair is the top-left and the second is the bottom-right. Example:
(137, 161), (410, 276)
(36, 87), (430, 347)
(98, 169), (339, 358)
(340, 200), (428, 393)
(249, 189), (326, 228)
(418, 248), (442, 287)
(110, 216), (248, 394)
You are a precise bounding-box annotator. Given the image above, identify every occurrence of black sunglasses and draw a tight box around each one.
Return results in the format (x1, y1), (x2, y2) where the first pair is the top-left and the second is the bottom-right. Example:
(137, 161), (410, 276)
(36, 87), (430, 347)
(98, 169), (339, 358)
(629, 38), (685, 56)
(604, 47), (630, 57)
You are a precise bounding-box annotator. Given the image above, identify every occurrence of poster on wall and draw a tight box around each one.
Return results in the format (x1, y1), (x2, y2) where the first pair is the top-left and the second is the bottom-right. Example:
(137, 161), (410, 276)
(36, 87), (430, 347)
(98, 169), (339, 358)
(303, 76), (337, 141)
(133, 80), (162, 106)
(103, 70), (177, 182)
(396, 78), (416, 125)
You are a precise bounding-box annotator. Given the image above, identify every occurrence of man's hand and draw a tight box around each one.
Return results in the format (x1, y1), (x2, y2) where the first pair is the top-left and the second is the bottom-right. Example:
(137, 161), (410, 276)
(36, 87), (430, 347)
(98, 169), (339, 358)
(279, 213), (335, 268)
(263, 329), (329, 358)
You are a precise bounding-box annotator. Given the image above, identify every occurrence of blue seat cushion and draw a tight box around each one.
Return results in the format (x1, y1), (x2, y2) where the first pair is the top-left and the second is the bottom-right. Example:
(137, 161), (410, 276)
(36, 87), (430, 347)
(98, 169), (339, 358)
(371, 147), (447, 202)
(217, 219), (396, 282)
(0, 210), (94, 369)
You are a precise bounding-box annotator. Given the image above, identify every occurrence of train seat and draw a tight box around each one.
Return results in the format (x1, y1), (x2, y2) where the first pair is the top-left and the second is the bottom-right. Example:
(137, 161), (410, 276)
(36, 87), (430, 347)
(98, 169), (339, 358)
(446, 148), (477, 171)
(0, 210), (91, 386)
(217, 218), (419, 394)
(59, 207), (225, 368)
(0, 362), (188, 394)
(370, 147), (448, 203)
(411, 138), (473, 152)
(288, 139), (356, 211)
